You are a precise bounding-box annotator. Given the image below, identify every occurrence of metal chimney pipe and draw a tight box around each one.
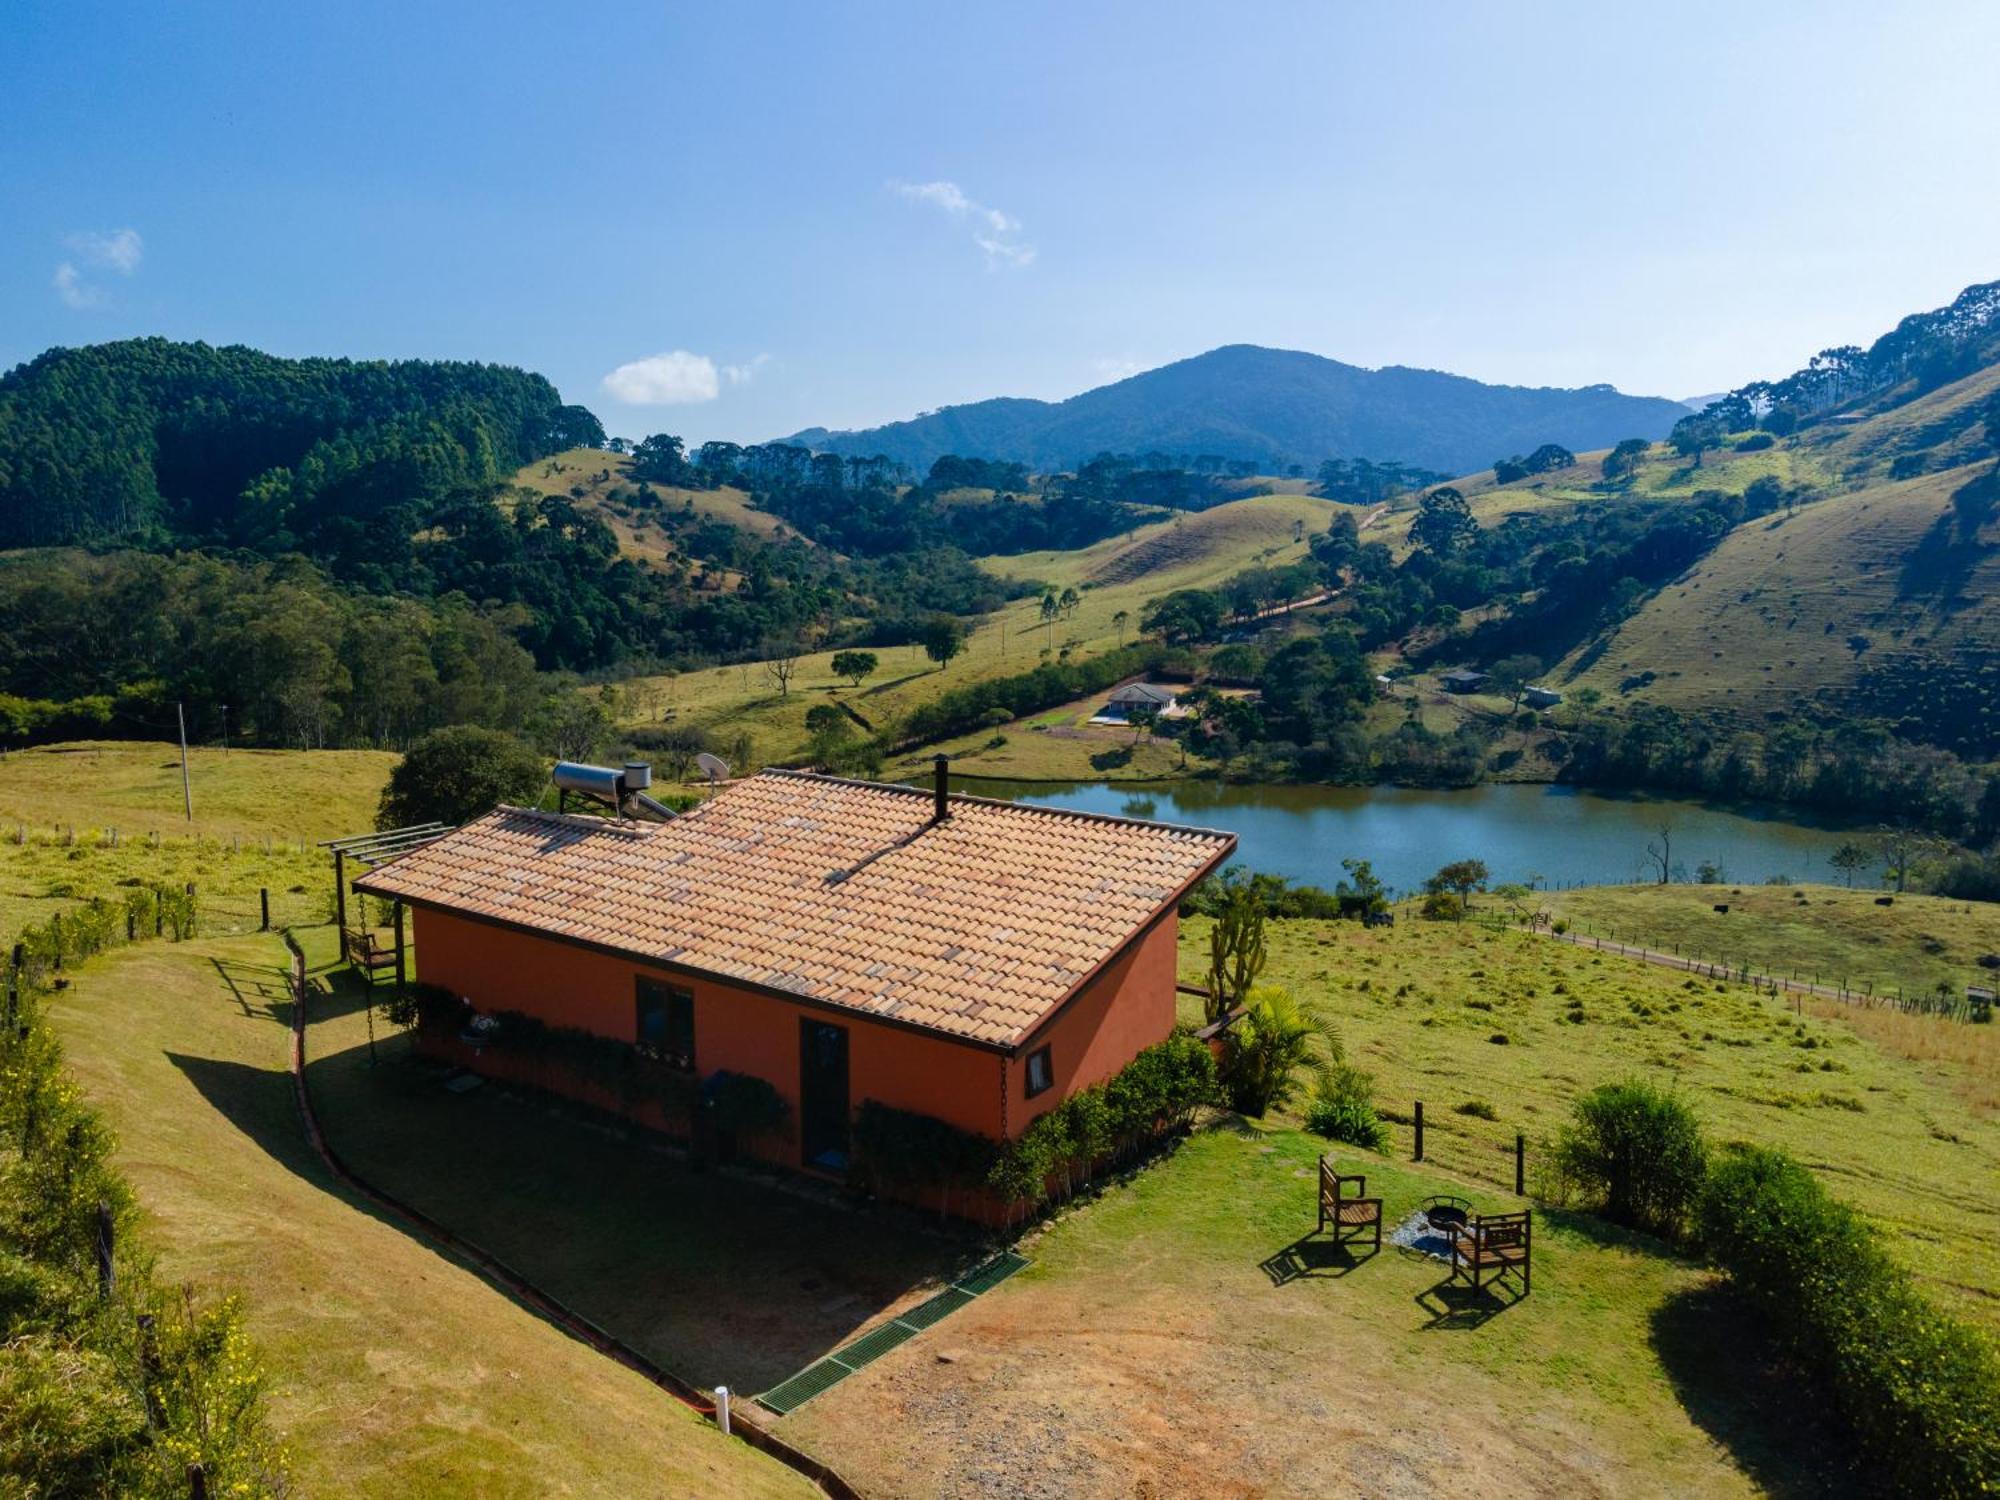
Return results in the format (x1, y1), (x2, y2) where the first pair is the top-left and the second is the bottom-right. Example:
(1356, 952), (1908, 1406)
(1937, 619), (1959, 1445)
(933, 754), (950, 822)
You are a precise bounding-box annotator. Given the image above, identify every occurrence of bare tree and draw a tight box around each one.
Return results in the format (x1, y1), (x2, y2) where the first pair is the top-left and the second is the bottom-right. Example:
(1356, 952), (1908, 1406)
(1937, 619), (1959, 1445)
(763, 640), (802, 697)
(1645, 825), (1673, 884)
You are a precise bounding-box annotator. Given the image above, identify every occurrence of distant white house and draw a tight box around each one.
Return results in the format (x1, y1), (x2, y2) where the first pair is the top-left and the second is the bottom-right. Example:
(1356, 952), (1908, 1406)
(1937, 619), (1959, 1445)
(1091, 681), (1183, 724)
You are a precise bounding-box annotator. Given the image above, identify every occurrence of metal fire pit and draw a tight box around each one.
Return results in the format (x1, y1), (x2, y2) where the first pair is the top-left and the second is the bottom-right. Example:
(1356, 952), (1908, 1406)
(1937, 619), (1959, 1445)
(1424, 1195), (1471, 1236)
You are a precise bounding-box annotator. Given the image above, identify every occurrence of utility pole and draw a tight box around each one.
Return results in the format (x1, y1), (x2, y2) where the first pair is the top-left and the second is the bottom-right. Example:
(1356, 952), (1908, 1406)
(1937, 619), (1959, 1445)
(176, 702), (192, 822)
(220, 704), (229, 755)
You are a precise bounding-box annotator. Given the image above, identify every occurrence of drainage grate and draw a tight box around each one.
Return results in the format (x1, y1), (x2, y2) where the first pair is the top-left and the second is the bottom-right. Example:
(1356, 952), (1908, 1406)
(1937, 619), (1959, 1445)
(760, 1357), (856, 1415)
(953, 1251), (1029, 1296)
(835, 1320), (919, 1366)
(896, 1285), (974, 1329)
(757, 1252), (1029, 1414)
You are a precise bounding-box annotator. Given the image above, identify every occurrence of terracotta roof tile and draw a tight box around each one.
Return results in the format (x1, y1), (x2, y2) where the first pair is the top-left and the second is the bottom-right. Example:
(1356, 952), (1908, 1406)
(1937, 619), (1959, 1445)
(355, 770), (1234, 1048)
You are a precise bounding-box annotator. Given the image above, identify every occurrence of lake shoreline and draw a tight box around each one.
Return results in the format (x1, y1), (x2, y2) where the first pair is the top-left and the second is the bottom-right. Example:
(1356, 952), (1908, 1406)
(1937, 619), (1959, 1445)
(940, 777), (1875, 894)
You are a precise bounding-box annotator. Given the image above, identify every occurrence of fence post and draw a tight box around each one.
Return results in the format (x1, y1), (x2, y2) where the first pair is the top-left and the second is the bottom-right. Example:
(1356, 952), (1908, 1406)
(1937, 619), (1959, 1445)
(1515, 1132), (1525, 1196)
(334, 849), (347, 937)
(260, 888), (270, 932)
(715, 1385), (732, 1436)
(1414, 1101), (1425, 1162)
(137, 1314), (166, 1426)
(96, 1199), (114, 1300)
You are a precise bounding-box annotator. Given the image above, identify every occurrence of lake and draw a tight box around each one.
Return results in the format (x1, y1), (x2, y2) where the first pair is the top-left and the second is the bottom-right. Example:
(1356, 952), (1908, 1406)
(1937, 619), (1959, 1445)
(953, 778), (1860, 896)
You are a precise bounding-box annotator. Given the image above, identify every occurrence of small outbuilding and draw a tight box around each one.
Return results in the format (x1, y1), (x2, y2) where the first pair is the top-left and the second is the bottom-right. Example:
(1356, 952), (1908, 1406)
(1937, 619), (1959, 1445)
(1439, 669), (1489, 694)
(1522, 685), (1562, 709)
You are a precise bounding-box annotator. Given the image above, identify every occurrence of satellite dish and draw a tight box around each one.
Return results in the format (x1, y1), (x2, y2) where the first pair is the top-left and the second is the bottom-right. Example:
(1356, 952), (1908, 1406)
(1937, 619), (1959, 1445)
(696, 752), (731, 787)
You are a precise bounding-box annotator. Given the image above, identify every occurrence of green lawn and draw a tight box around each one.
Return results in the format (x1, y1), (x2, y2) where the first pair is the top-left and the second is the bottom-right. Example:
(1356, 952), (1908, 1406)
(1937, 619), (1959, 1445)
(1180, 911), (2000, 1326)
(47, 927), (813, 1499)
(785, 1125), (1860, 1498)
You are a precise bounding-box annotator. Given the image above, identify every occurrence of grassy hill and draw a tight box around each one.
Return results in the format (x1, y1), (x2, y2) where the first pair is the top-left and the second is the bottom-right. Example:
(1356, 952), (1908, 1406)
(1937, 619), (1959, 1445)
(512, 448), (800, 578)
(617, 492), (1339, 770)
(1550, 460), (2000, 737)
(0, 740), (395, 841)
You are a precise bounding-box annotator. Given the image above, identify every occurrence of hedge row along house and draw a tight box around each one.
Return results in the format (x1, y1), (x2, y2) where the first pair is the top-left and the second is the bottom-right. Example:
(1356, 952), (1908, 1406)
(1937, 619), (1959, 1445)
(353, 765), (1235, 1219)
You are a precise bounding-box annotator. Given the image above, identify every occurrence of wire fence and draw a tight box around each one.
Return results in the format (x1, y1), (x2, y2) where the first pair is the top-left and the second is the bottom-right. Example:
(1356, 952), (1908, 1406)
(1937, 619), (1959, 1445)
(1517, 916), (1989, 1023)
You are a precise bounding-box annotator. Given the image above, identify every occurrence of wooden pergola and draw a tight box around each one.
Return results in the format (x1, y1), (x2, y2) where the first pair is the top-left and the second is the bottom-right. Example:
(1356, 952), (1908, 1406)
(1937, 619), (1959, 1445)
(318, 823), (450, 993)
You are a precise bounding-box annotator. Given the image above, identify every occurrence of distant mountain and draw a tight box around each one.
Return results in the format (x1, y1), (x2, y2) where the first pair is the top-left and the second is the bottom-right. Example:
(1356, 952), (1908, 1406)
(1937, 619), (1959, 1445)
(786, 345), (1690, 475)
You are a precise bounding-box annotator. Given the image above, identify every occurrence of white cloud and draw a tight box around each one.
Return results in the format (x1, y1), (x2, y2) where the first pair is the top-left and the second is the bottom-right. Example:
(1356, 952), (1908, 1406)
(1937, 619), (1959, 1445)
(67, 228), (143, 274)
(889, 179), (1035, 269)
(601, 350), (721, 405)
(52, 263), (99, 309)
(51, 227), (143, 310)
(722, 353), (771, 386)
(1091, 356), (1143, 383)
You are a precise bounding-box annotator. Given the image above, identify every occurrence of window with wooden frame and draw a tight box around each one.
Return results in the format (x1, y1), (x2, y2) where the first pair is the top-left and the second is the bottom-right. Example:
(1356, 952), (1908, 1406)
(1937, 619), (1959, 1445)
(1025, 1044), (1054, 1098)
(635, 976), (695, 1071)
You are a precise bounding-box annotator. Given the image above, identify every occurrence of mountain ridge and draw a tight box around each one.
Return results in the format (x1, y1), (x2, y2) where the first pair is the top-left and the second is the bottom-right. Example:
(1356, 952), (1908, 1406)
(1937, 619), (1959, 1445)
(786, 343), (1690, 474)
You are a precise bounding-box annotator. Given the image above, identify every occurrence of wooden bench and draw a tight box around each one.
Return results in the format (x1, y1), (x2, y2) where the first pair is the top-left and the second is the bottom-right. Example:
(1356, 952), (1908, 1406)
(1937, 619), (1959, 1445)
(342, 927), (397, 978)
(1447, 1210), (1531, 1297)
(1317, 1160), (1383, 1252)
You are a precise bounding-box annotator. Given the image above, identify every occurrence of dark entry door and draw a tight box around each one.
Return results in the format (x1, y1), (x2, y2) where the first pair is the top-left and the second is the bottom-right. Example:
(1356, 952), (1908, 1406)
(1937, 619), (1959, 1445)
(800, 1019), (850, 1171)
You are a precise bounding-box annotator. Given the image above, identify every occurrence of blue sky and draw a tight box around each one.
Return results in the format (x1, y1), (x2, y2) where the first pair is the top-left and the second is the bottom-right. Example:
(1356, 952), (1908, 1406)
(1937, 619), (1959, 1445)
(5, 1), (1998, 444)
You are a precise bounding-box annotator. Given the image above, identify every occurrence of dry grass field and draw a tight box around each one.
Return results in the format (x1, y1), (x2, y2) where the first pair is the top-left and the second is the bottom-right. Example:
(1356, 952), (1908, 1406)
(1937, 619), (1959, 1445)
(47, 928), (812, 1499)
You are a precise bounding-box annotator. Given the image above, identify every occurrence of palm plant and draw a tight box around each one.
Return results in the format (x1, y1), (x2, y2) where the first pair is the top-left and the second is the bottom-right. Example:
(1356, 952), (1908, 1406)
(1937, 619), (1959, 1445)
(1221, 985), (1340, 1117)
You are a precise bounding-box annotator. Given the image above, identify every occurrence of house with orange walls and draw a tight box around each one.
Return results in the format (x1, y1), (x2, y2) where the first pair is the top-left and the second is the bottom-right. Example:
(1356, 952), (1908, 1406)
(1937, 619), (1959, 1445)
(354, 767), (1234, 1194)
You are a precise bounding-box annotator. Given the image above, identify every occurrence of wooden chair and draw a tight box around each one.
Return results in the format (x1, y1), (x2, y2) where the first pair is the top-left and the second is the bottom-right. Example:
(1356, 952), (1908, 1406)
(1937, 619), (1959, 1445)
(1447, 1210), (1531, 1297)
(1317, 1159), (1383, 1252)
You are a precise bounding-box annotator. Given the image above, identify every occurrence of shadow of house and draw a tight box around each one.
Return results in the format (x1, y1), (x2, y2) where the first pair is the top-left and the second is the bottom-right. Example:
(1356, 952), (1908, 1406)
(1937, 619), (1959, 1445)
(295, 1013), (964, 1395)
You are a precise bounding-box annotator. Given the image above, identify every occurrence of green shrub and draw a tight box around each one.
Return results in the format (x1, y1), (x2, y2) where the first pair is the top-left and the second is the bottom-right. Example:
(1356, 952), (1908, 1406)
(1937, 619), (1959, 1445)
(1454, 1099), (1499, 1120)
(1305, 1065), (1387, 1149)
(987, 1032), (1219, 1218)
(1420, 891), (1463, 921)
(0, 909), (289, 1494)
(1220, 986), (1338, 1116)
(1700, 1146), (2000, 1494)
(1550, 1079), (1707, 1240)
(702, 1070), (788, 1140)
(850, 1101), (995, 1217)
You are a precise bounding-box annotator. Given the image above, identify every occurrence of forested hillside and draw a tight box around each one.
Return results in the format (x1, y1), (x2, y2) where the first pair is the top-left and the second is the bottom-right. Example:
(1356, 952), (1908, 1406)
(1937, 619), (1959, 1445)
(787, 344), (1689, 474)
(0, 341), (1016, 749)
(0, 339), (603, 546)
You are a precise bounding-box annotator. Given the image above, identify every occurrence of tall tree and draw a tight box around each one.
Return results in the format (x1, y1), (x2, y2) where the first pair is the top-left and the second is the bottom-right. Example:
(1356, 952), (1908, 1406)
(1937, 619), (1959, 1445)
(1410, 487), (1478, 558)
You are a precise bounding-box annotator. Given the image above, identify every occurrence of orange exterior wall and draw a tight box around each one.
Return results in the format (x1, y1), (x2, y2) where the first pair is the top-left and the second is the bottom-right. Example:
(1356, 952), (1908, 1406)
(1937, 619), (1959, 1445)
(1005, 910), (1179, 1135)
(410, 903), (1179, 1170)
(410, 905), (1005, 1152)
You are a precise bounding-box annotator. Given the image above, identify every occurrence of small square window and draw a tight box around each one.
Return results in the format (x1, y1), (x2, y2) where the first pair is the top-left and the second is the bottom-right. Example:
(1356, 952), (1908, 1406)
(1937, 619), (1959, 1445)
(1025, 1045), (1054, 1098)
(636, 977), (695, 1071)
